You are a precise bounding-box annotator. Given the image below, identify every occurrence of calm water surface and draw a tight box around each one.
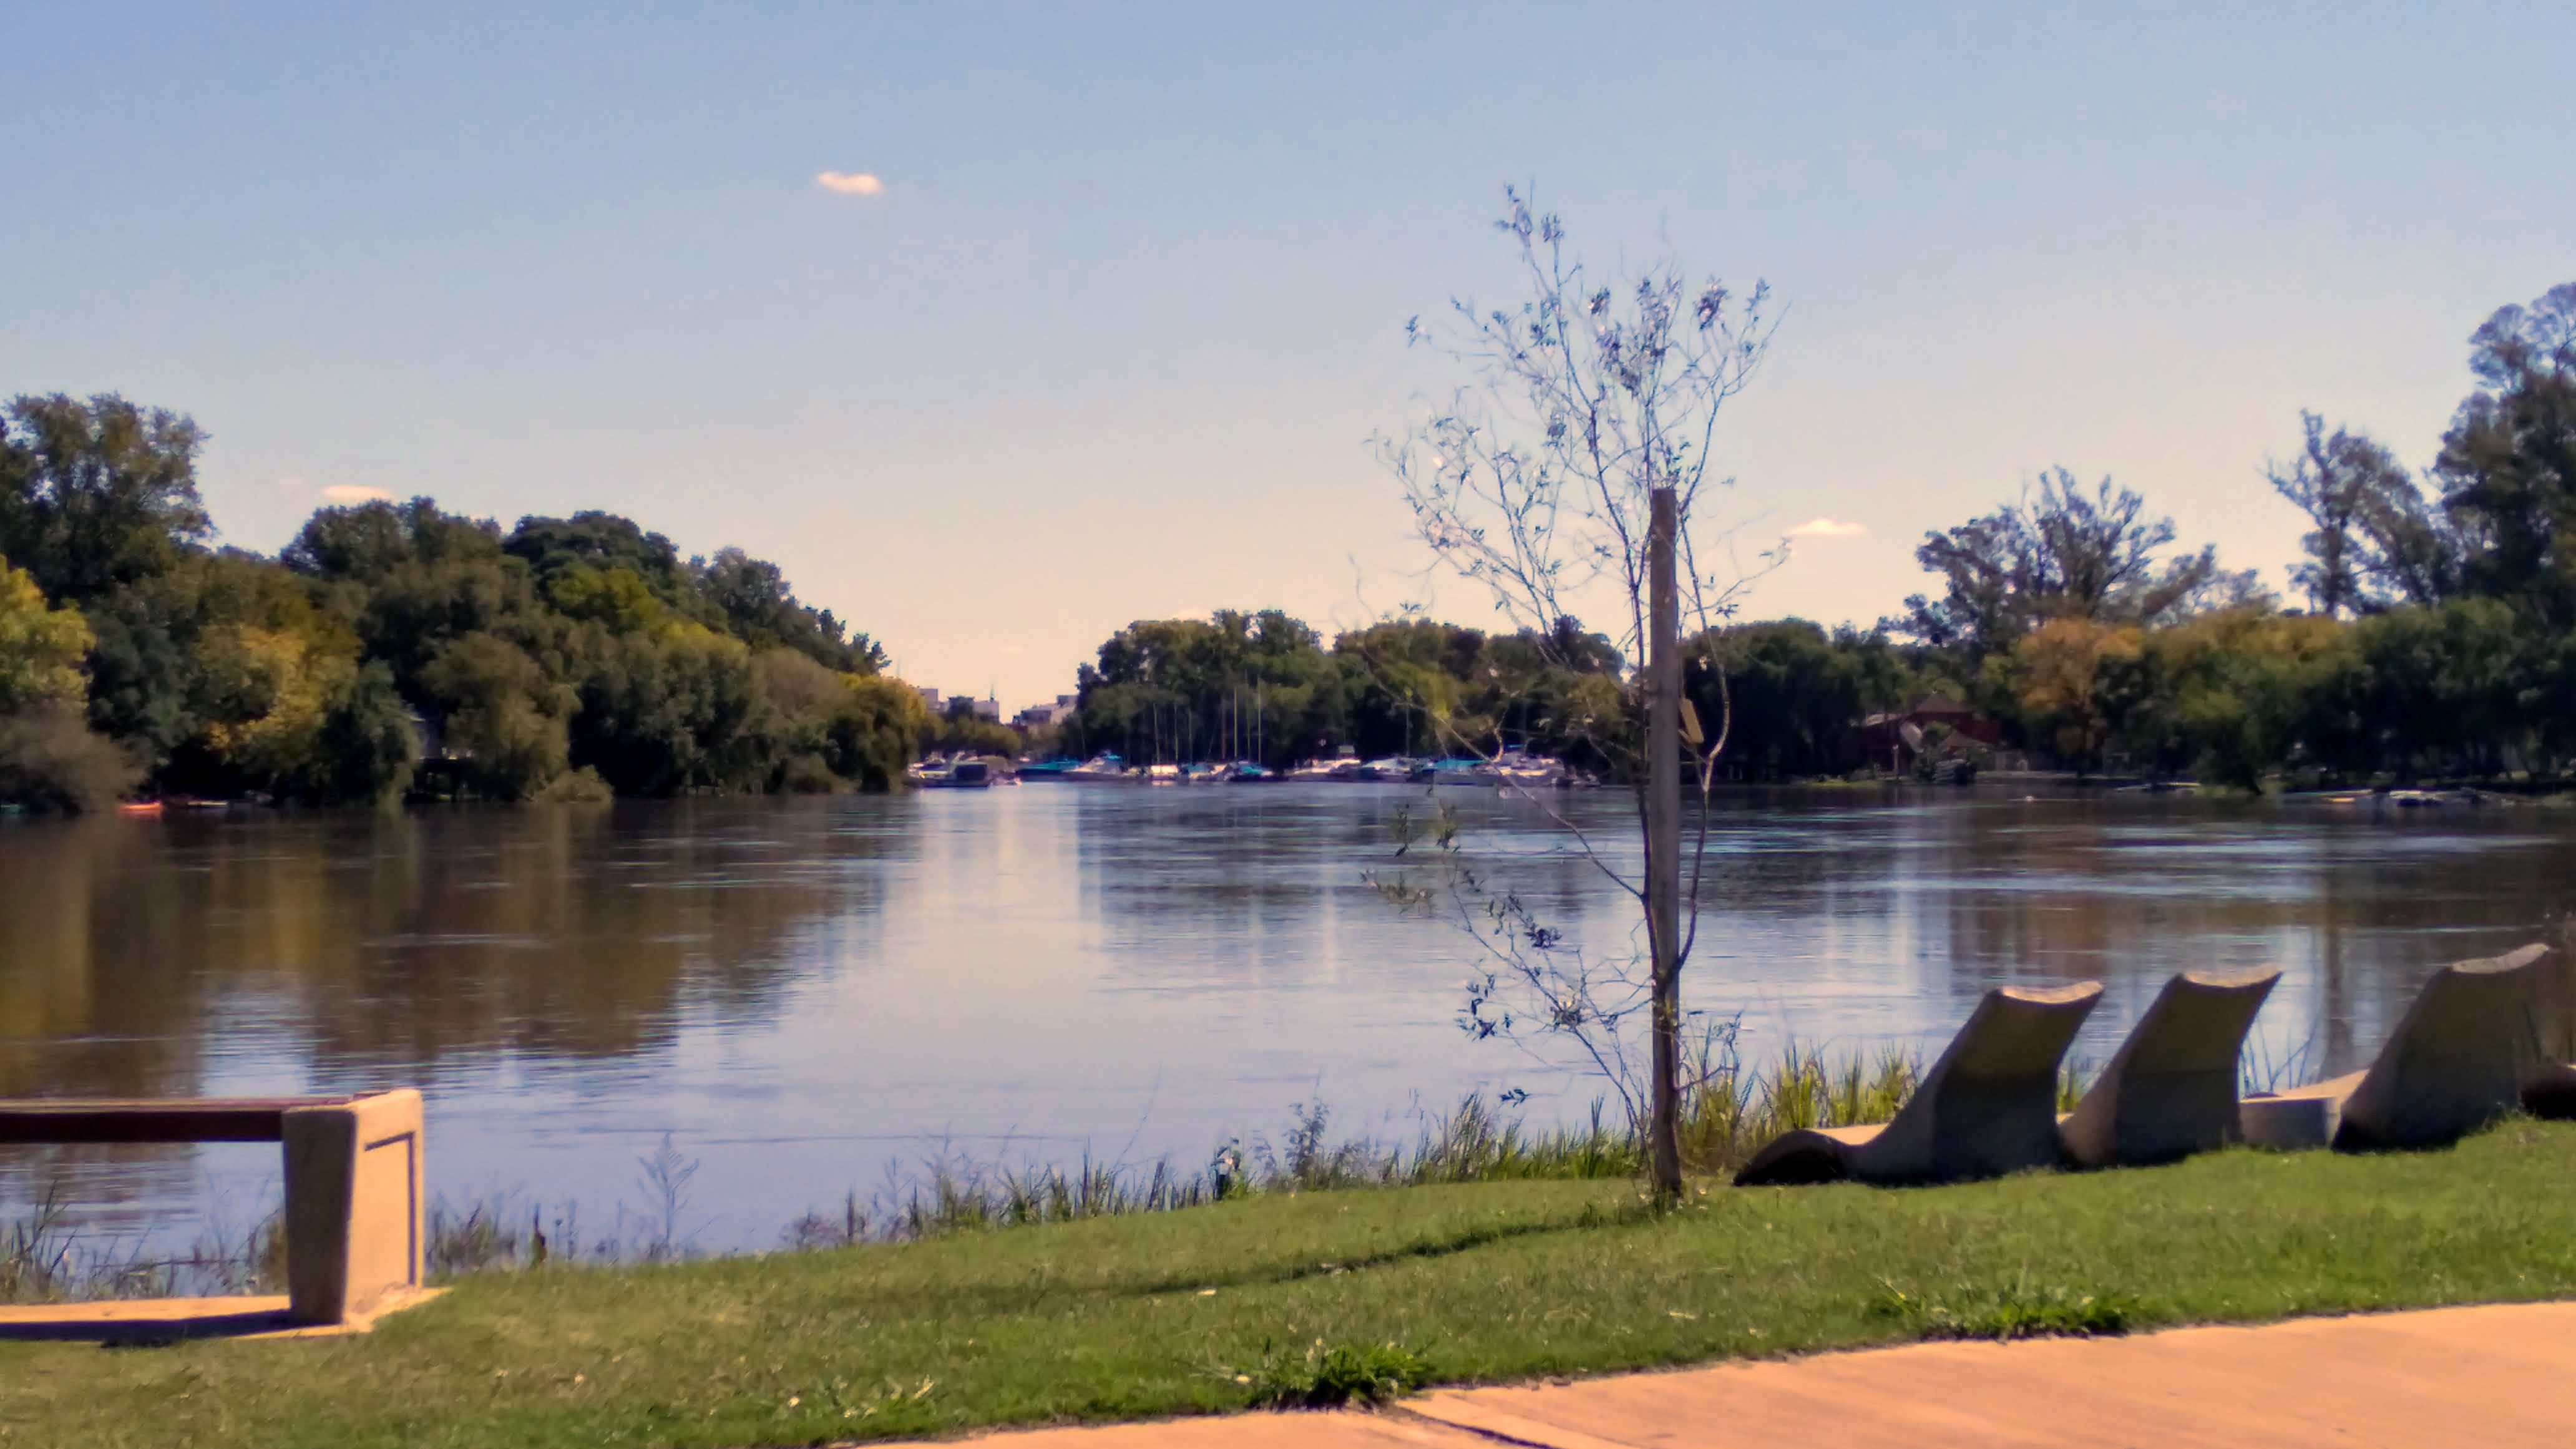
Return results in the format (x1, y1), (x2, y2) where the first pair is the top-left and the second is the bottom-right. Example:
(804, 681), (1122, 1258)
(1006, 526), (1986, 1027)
(2, 786), (2569, 1249)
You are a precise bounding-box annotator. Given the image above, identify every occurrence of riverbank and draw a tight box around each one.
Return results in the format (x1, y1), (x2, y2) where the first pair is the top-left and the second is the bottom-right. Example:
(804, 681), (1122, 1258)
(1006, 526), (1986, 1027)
(4, 1119), (2573, 1448)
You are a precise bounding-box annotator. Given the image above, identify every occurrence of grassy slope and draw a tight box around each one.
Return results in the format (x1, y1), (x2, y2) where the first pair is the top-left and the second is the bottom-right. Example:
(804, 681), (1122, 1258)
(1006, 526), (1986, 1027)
(7, 1121), (2576, 1448)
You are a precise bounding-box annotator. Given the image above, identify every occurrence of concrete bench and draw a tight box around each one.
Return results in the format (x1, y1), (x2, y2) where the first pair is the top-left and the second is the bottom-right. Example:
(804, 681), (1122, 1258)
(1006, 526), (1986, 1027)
(0, 1088), (424, 1325)
(1734, 982), (2104, 1186)
(2241, 945), (2557, 1150)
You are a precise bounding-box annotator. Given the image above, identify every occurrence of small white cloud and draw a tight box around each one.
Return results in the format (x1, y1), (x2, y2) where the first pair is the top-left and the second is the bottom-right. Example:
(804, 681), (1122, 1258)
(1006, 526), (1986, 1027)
(320, 484), (393, 504)
(1785, 517), (1868, 539)
(999, 645), (1026, 656)
(815, 171), (885, 196)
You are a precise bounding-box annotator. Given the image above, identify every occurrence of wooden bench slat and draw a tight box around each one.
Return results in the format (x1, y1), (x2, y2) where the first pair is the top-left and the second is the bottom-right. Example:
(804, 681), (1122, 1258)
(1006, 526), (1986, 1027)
(0, 1097), (361, 1145)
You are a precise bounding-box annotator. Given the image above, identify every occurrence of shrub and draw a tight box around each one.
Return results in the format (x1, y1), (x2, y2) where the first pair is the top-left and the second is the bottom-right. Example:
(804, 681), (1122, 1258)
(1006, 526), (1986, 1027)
(532, 765), (613, 804)
(0, 705), (140, 812)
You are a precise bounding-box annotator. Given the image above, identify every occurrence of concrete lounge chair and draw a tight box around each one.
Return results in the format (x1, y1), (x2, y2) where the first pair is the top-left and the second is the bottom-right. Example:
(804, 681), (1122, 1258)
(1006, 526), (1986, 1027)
(1734, 982), (2103, 1187)
(2059, 968), (2280, 1169)
(2519, 945), (2576, 1119)
(2241, 943), (2557, 1151)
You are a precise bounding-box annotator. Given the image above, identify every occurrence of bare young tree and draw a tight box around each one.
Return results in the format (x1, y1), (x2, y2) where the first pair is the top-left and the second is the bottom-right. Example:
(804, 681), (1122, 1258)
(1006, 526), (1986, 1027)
(1369, 188), (1776, 1198)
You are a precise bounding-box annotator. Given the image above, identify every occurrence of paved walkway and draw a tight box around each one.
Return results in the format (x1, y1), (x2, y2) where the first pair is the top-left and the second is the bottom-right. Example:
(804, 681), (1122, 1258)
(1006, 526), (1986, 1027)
(934, 1300), (2576, 1448)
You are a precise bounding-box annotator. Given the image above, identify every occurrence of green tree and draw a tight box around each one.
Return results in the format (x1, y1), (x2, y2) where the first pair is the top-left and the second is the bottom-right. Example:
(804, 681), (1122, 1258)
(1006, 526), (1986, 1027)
(822, 675), (932, 789)
(2439, 282), (2576, 630)
(1896, 469), (2222, 660)
(420, 632), (577, 798)
(314, 662), (419, 804)
(1686, 620), (1906, 779)
(2267, 412), (2459, 615)
(0, 394), (211, 605)
(1069, 610), (1351, 767)
(570, 625), (774, 794)
(695, 547), (884, 673)
(0, 554), (92, 711)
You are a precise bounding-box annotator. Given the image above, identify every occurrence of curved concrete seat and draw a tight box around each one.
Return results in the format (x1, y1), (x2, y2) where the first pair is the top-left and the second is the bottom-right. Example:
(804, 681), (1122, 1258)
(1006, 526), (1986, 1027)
(2060, 968), (2280, 1169)
(2529, 946), (2576, 1120)
(2242, 943), (2557, 1151)
(1735, 982), (2102, 1187)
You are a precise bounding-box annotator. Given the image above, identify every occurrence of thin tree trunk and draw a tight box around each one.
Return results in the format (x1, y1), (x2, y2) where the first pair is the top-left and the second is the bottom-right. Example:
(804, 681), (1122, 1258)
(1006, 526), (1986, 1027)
(1646, 485), (1684, 1198)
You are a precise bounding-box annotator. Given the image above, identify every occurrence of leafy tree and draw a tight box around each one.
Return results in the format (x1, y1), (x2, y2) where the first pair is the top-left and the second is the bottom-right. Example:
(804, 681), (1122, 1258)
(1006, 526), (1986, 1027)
(420, 632), (576, 798)
(546, 564), (673, 635)
(2111, 610), (2348, 788)
(2266, 412), (2457, 615)
(286, 499), (545, 695)
(285, 496), (504, 579)
(695, 547), (884, 673)
(570, 625), (774, 794)
(929, 708), (1022, 759)
(2339, 598), (2533, 779)
(0, 394), (211, 605)
(820, 676), (930, 790)
(1897, 469), (2218, 659)
(503, 512), (701, 613)
(0, 550), (128, 812)
(1070, 610), (1352, 767)
(314, 662), (418, 804)
(2438, 281), (2576, 630)
(0, 554), (92, 711)
(0, 706), (138, 812)
(2008, 618), (2145, 774)
(1684, 620), (1908, 779)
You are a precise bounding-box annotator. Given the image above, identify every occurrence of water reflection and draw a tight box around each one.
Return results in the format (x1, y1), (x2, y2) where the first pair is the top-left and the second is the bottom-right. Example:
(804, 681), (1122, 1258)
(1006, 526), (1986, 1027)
(2, 805), (897, 1096)
(2, 789), (2572, 1249)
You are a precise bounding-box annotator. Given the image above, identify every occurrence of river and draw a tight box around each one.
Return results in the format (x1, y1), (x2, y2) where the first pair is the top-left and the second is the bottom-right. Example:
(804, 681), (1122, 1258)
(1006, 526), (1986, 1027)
(2, 785), (2569, 1251)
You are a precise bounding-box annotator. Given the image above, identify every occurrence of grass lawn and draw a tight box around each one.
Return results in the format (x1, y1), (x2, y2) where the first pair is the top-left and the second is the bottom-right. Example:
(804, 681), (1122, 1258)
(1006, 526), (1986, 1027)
(6, 1120), (2576, 1448)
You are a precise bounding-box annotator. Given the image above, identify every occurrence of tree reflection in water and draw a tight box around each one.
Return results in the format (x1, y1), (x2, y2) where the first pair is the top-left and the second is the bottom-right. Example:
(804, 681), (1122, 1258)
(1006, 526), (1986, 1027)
(2, 789), (2569, 1251)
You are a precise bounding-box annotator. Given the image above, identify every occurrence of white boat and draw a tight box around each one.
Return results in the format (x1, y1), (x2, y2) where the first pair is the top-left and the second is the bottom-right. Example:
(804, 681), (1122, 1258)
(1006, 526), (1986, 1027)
(1415, 750), (1569, 789)
(1489, 749), (1569, 788)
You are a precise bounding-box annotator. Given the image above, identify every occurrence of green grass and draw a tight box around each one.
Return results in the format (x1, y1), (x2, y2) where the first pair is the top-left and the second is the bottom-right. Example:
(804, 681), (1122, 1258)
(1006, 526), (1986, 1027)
(6, 1120), (2576, 1448)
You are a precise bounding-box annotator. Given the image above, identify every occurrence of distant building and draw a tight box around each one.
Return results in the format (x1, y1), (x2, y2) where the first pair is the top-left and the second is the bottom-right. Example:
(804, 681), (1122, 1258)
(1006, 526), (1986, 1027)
(1852, 693), (2004, 773)
(968, 696), (1001, 723)
(1012, 694), (1080, 730)
(915, 686), (942, 711)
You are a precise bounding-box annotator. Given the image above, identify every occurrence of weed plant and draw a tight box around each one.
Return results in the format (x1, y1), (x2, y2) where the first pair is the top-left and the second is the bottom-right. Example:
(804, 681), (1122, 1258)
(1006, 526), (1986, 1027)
(1, 1184), (285, 1304)
(1236, 1339), (1436, 1407)
(1873, 1274), (2154, 1340)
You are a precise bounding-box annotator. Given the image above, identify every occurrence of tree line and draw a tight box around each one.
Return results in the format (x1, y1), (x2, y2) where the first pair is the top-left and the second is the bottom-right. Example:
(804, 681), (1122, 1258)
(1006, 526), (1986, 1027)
(1058, 280), (2576, 791)
(1, 393), (927, 810)
(7, 280), (2567, 809)
(1876, 280), (2576, 787)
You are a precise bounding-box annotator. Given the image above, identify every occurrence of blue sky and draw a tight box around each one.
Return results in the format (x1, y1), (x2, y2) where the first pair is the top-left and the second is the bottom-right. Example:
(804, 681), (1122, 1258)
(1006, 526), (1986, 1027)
(8, 2), (2572, 708)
